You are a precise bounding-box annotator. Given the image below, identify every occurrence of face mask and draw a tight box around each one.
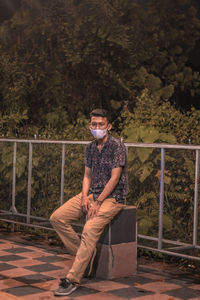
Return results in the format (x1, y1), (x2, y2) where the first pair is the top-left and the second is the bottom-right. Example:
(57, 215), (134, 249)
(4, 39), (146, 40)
(90, 128), (107, 139)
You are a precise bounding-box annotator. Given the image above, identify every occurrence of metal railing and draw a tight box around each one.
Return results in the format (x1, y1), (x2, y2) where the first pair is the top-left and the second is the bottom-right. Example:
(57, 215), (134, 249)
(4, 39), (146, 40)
(0, 138), (199, 260)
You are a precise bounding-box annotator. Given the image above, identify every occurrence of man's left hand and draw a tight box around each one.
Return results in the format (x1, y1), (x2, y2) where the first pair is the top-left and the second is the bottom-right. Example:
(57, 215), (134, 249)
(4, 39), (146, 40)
(87, 201), (101, 219)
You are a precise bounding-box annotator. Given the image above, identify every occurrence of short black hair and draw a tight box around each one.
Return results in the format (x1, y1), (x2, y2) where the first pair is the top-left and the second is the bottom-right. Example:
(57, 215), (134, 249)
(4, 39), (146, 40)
(90, 109), (111, 123)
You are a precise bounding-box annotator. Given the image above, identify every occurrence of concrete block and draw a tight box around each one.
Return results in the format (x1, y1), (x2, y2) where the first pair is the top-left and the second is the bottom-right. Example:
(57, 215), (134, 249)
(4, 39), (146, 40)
(93, 206), (137, 279)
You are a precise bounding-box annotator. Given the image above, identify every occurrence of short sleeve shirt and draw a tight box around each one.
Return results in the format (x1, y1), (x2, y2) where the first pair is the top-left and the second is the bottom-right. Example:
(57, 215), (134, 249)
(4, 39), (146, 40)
(85, 135), (128, 203)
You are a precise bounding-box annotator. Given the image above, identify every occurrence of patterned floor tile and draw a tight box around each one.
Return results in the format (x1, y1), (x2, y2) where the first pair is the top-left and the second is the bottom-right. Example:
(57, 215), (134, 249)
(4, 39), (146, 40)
(163, 287), (200, 300)
(57, 253), (74, 260)
(75, 292), (126, 300)
(0, 278), (24, 289)
(68, 285), (100, 297)
(188, 284), (200, 290)
(0, 243), (19, 250)
(24, 263), (63, 273)
(114, 275), (155, 285)
(0, 291), (25, 300)
(41, 268), (68, 279)
(32, 278), (59, 291)
(0, 250), (12, 256)
(1, 237), (200, 300)
(1, 267), (37, 278)
(50, 260), (73, 268)
(140, 262), (170, 272)
(167, 278), (188, 286)
(107, 286), (154, 298)
(0, 274), (8, 280)
(5, 247), (34, 253)
(130, 294), (182, 300)
(10, 258), (45, 267)
(35, 255), (67, 263)
(3, 285), (46, 297)
(0, 262), (17, 271)
(135, 281), (181, 293)
(16, 251), (52, 259)
(22, 290), (70, 300)
(0, 254), (26, 262)
(138, 272), (167, 281)
(14, 273), (54, 284)
(83, 280), (130, 292)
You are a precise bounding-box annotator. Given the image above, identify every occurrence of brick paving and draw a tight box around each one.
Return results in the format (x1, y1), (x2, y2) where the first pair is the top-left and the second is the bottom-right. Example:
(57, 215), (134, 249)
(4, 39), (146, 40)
(0, 236), (200, 300)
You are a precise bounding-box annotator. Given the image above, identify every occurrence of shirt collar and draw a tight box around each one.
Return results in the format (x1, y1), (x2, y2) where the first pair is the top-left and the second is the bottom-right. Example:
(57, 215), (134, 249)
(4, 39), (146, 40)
(94, 134), (111, 150)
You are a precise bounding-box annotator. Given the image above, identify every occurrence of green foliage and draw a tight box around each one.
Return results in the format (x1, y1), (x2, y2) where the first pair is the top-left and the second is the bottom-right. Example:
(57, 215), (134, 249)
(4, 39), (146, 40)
(120, 89), (200, 144)
(0, 0), (200, 128)
(119, 92), (198, 241)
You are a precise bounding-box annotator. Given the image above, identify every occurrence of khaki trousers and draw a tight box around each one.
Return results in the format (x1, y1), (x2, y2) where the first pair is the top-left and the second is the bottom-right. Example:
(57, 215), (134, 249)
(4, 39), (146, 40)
(50, 192), (123, 283)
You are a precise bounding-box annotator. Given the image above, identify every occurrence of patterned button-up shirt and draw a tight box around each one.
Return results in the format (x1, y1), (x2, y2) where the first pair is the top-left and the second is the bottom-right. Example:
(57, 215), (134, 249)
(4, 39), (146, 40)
(85, 135), (128, 203)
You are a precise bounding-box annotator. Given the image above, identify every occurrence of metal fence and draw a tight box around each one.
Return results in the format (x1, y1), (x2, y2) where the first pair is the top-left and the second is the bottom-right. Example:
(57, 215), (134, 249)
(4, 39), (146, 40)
(0, 138), (199, 261)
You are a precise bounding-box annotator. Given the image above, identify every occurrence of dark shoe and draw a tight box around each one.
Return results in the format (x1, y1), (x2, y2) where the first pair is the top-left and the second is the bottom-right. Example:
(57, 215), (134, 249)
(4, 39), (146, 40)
(54, 278), (77, 296)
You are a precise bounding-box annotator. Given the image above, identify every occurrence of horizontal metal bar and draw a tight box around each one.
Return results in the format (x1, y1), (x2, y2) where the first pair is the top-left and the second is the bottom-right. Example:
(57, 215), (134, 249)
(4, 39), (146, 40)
(138, 234), (158, 241)
(138, 234), (196, 247)
(138, 245), (200, 261)
(0, 218), (55, 231)
(0, 138), (200, 150)
(0, 218), (83, 236)
(0, 210), (48, 221)
(125, 143), (200, 150)
(0, 138), (90, 145)
(165, 245), (195, 251)
(0, 210), (85, 229)
(0, 213), (84, 229)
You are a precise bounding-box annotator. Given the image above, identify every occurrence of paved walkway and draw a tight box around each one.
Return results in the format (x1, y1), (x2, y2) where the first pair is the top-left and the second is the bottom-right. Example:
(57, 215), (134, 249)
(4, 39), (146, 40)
(0, 234), (200, 300)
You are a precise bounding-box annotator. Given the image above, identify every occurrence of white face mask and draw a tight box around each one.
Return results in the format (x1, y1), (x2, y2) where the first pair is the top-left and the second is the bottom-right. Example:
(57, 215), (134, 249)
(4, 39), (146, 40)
(90, 128), (107, 139)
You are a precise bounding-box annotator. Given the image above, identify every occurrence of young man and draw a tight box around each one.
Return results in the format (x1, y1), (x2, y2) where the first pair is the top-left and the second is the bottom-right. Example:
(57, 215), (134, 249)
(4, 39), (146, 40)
(50, 108), (128, 296)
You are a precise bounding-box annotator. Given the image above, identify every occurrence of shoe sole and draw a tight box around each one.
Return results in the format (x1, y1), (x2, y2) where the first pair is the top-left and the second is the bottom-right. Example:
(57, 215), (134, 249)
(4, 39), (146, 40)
(54, 285), (77, 296)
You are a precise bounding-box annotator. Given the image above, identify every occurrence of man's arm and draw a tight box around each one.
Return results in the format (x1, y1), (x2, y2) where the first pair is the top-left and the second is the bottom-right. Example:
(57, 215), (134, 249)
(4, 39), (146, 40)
(88, 167), (122, 218)
(82, 166), (92, 212)
(97, 167), (122, 202)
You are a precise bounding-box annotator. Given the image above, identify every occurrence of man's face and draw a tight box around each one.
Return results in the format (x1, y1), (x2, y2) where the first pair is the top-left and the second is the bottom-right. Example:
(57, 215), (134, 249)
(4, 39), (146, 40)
(90, 116), (109, 130)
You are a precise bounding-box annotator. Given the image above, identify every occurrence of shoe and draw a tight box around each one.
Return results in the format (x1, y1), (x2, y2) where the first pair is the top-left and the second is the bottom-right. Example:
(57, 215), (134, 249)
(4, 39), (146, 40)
(54, 278), (77, 296)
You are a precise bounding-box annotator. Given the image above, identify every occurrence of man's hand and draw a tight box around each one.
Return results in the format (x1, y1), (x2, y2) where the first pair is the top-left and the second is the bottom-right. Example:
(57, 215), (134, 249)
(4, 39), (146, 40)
(87, 201), (101, 219)
(81, 195), (91, 213)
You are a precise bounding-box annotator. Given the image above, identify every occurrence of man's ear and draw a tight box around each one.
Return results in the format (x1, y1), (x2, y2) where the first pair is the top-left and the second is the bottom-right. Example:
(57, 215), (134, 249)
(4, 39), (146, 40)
(108, 123), (112, 131)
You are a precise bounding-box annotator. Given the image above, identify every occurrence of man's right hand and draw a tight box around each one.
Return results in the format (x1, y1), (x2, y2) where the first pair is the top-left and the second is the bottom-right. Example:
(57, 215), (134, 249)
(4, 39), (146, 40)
(81, 195), (91, 213)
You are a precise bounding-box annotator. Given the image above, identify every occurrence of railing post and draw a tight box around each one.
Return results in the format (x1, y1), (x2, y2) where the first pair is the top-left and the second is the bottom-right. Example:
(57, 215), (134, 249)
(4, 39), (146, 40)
(10, 142), (17, 213)
(158, 148), (165, 250)
(125, 144), (128, 206)
(27, 142), (33, 224)
(193, 149), (200, 246)
(60, 144), (66, 206)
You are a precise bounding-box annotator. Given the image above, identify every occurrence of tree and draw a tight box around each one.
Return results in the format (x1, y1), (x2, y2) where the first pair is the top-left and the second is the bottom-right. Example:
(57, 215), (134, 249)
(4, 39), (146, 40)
(0, 0), (200, 132)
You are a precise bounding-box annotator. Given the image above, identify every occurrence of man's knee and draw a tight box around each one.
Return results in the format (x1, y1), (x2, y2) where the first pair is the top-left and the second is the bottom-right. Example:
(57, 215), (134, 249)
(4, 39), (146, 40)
(50, 207), (71, 227)
(49, 211), (57, 226)
(49, 208), (64, 226)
